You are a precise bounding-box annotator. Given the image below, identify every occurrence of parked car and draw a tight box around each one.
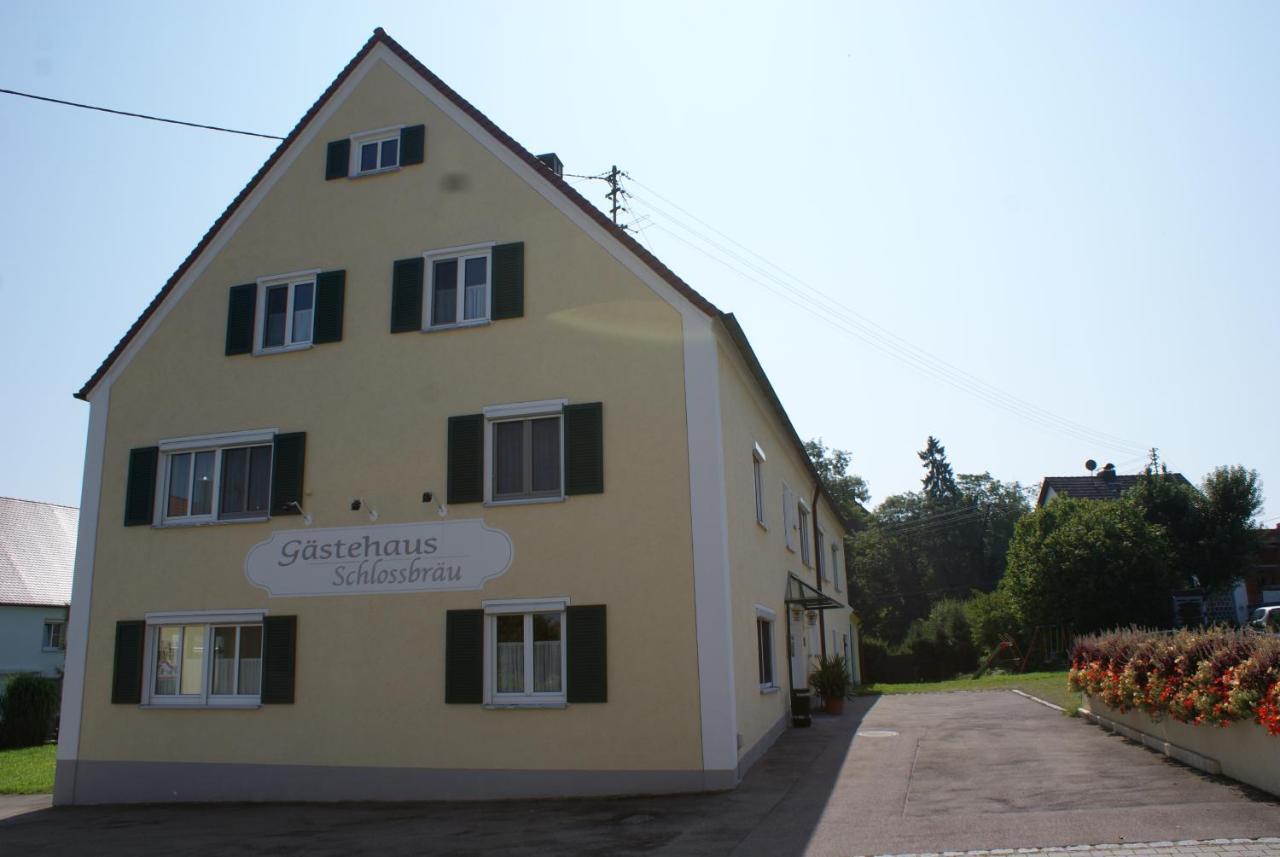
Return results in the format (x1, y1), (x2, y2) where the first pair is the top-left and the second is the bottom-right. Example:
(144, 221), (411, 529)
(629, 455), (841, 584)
(1247, 605), (1280, 634)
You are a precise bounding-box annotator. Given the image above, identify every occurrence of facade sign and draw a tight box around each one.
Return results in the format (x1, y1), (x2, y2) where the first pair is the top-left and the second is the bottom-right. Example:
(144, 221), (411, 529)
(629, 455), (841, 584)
(245, 519), (513, 597)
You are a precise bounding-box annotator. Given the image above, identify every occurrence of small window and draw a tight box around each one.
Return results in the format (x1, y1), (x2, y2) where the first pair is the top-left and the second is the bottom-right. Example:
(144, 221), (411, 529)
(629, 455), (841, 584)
(798, 503), (812, 567)
(752, 444), (766, 528)
(782, 485), (795, 551)
(429, 251), (490, 328)
(43, 621), (66, 651)
(756, 608), (776, 689)
(354, 133), (400, 175)
(486, 603), (566, 706)
(163, 443), (272, 524)
(491, 416), (562, 502)
(832, 543), (842, 592)
(816, 528), (827, 580)
(259, 278), (315, 350)
(149, 620), (263, 705)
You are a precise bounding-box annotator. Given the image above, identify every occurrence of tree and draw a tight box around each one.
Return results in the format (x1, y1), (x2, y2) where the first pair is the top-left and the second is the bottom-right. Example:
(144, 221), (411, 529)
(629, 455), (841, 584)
(1197, 465), (1264, 592)
(1002, 496), (1176, 633)
(1126, 464), (1203, 590)
(845, 525), (932, 642)
(918, 436), (958, 501)
(804, 439), (870, 524)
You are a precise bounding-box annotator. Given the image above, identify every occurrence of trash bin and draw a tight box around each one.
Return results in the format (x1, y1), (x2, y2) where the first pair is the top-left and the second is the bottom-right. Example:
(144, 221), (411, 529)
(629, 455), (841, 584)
(790, 689), (812, 728)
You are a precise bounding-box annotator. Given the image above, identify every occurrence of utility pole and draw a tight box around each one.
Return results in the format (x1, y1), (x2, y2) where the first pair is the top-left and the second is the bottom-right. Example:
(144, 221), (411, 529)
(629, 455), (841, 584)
(605, 164), (629, 227)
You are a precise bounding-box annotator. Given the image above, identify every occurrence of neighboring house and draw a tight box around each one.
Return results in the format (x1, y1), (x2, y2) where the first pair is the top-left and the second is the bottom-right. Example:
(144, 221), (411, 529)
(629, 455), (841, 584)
(0, 497), (77, 680)
(55, 28), (858, 805)
(1243, 524), (1280, 610)
(1035, 467), (1191, 507)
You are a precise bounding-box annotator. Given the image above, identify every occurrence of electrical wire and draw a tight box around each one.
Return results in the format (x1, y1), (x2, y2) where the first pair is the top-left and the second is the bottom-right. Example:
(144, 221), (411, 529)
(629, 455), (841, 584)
(0, 87), (284, 140)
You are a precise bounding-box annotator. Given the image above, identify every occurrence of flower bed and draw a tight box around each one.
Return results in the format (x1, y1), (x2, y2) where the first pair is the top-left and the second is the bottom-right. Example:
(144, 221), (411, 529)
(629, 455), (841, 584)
(1069, 627), (1280, 733)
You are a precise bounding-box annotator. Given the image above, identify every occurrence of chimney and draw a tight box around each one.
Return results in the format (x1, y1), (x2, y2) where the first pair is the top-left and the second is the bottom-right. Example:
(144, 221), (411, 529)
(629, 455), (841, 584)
(1098, 462), (1117, 482)
(535, 153), (564, 178)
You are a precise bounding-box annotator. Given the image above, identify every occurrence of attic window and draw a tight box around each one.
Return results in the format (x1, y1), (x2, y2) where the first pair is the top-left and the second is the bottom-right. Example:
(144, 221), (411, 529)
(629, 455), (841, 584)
(353, 129), (400, 175)
(326, 125), (424, 180)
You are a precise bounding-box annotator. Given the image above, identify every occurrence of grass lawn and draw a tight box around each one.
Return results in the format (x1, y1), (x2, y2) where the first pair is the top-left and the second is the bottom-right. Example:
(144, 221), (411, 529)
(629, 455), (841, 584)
(0, 744), (56, 795)
(858, 670), (1082, 713)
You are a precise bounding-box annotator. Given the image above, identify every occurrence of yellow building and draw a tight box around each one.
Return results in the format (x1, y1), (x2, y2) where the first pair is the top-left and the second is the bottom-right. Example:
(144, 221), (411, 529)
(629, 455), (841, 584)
(55, 29), (859, 804)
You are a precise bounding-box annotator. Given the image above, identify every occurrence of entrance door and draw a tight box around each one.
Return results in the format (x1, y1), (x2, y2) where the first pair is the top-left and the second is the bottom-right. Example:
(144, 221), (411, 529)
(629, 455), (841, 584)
(788, 610), (809, 692)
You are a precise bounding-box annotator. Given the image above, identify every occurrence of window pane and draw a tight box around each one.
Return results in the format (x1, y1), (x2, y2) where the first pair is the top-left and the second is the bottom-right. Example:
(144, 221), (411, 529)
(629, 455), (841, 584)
(155, 626), (180, 695)
(463, 256), (487, 287)
(360, 141), (378, 172)
(180, 625), (205, 696)
(220, 447), (248, 515)
(496, 615), (524, 693)
(292, 282), (314, 343)
(247, 445), (272, 514)
(264, 285), (288, 348)
(530, 418), (561, 493)
(191, 451), (215, 516)
(494, 421), (524, 497)
(212, 626), (237, 695)
(533, 613), (561, 693)
(380, 137), (399, 167)
(167, 453), (191, 517)
(238, 626), (262, 695)
(431, 259), (458, 325)
(462, 257), (487, 320)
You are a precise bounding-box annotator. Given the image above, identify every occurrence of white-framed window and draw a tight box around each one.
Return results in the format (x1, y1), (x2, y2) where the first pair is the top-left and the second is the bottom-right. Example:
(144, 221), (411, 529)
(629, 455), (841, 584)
(158, 429), (275, 525)
(256, 272), (317, 353)
(351, 127), (401, 176)
(798, 501), (812, 567)
(756, 605), (777, 691)
(782, 484), (796, 551)
(483, 598), (567, 707)
(816, 526), (827, 580)
(42, 620), (66, 651)
(143, 610), (265, 708)
(752, 443), (767, 528)
(832, 542), (842, 592)
(483, 399), (565, 505)
(427, 244), (492, 329)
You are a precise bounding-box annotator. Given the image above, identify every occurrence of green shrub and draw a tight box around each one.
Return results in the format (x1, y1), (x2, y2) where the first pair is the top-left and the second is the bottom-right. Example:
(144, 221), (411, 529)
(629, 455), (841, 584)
(859, 636), (891, 683)
(0, 674), (59, 748)
(901, 598), (979, 680)
(965, 588), (1020, 654)
(809, 655), (853, 700)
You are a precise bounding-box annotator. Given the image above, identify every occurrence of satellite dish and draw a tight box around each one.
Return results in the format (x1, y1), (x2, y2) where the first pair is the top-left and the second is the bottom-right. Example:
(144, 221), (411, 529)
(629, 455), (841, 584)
(1085, 459), (1097, 473)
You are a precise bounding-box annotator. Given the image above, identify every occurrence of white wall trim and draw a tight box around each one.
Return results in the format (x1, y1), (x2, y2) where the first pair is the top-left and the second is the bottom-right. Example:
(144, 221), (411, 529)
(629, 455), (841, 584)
(681, 315), (738, 774)
(55, 387), (109, 791)
(482, 597), (569, 614)
(144, 609), (267, 626)
(481, 399), (567, 420)
(754, 604), (777, 620)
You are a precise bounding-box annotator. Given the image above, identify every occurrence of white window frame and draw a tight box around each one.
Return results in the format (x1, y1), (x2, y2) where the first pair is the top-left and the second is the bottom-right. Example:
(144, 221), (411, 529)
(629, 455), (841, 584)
(752, 443), (767, 529)
(156, 428), (277, 527)
(482, 597), (569, 708)
(798, 499), (812, 567)
(255, 269), (319, 355)
(782, 483), (796, 551)
(816, 525), (827, 580)
(755, 605), (778, 692)
(349, 125), (403, 177)
(42, 620), (66, 652)
(482, 399), (567, 506)
(141, 609), (267, 709)
(832, 542), (842, 592)
(423, 242), (495, 330)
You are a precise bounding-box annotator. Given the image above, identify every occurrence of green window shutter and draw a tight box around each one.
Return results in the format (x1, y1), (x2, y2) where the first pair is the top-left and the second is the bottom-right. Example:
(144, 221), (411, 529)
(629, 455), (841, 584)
(400, 124), (425, 165)
(325, 139), (350, 180)
(124, 446), (159, 526)
(445, 609), (484, 704)
(490, 242), (524, 320)
(564, 402), (604, 495)
(110, 620), (146, 704)
(270, 432), (306, 516)
(447, 414), (484, 504)
(312, 270), (346, 344)
(390, 257), (425, 333)
(225, 283), (257, 355)
(566, 605), (607, 703)
(261, 615), (297, 704)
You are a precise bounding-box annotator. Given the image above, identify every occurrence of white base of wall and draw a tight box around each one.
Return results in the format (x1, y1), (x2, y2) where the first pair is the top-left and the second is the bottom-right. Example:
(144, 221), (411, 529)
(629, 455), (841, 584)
(54, 760), (739, 805)
(1083, 696), (1280, 797)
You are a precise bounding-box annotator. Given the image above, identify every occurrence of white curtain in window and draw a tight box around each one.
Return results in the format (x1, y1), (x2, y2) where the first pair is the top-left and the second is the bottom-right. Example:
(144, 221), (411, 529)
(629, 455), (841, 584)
(533, 640), (561, 692)
(496, 642), (524, 693)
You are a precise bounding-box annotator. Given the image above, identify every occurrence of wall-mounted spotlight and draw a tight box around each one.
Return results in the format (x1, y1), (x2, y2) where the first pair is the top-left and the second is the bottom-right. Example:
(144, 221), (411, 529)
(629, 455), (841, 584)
(289, 501), (313, 527)
(352, 497), (378, 522)
(437, 504), (448, 518)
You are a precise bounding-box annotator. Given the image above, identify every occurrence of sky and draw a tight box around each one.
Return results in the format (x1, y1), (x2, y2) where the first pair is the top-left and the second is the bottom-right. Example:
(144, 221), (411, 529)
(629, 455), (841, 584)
(2, 1), (1277, 523)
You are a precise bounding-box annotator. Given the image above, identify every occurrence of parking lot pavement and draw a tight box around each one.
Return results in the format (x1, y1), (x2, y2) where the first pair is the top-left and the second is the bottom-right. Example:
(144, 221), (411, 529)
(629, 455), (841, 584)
(3, 691), (1278, 856)
(872, 838), (1280, 857)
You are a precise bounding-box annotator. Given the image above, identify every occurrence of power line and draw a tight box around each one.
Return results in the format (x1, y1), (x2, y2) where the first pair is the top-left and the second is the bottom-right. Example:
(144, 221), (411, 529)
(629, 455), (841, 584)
(0, 87), (284, 140)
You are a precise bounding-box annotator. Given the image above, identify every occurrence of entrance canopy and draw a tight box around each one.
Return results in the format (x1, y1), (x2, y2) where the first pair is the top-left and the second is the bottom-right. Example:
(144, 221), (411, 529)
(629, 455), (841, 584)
(784, 573), (844, 611)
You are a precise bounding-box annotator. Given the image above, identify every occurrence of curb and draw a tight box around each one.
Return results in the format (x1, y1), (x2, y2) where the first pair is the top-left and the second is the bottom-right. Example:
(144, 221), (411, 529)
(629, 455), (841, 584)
(1008, 688), (1065, 712)
(867, 836), (1280, 857)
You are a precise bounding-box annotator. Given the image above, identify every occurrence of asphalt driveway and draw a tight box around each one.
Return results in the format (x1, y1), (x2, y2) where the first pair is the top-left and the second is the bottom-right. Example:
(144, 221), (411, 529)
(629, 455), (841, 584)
(4, 692), (1278, 856)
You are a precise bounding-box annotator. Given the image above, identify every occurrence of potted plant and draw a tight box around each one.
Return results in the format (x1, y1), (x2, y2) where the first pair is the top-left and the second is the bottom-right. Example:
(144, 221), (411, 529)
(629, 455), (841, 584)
(809, 655), (851, 715)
